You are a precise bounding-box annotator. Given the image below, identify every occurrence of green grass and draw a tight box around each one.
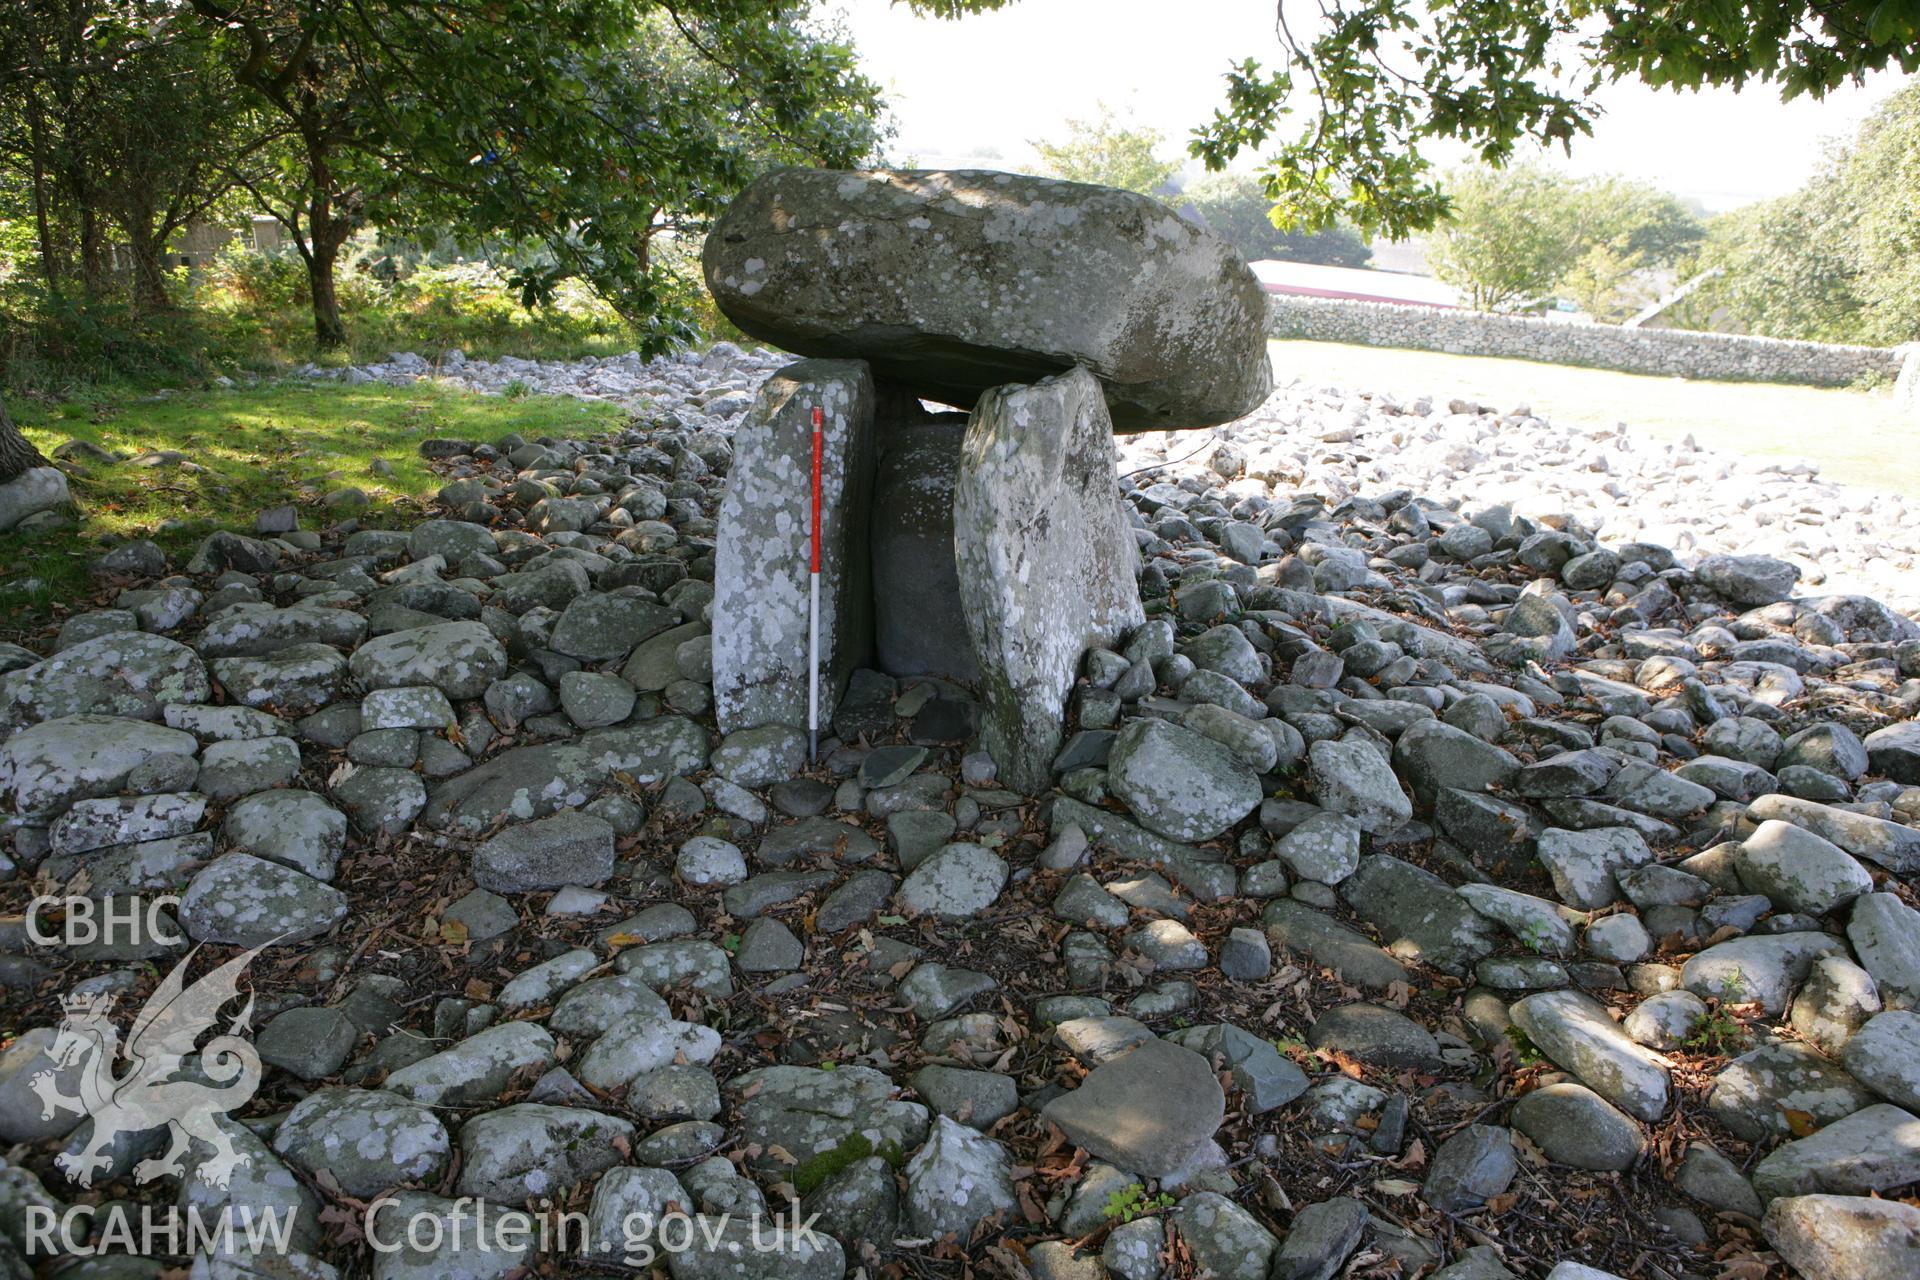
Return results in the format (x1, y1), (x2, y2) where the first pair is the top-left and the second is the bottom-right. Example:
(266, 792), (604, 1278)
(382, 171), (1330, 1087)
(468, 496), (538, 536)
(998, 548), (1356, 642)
(1269, 339), (1920, 498)
(1103, 1183), (1174, 1223)
(0, 381), (627, 627)
(1, 253), (738, 401)
(2, 285), (645, 403)
(190, 286), (649, 378)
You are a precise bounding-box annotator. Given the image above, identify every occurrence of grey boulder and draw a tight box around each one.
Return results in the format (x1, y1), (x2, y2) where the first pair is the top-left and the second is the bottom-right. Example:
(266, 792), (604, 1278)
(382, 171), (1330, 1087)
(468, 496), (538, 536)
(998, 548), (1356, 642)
(1106, 716), (1260, 842)
(1696, 554), (1800, 605)
(1763, 1193), (1920, 1280)
(348, 622), (506, 700)
(52, 791), (206, 855)
(1850, 893), (1920, 1008)
(896, 842), (1009, 918)
(730, 1064), (930, 1175)
(1843, 1011), (1920, 1111)
(663, 1215), (846, 1280)
(1683, 932), (1848, 1016)
(1733, 819), (1872, 916)
(1040, 1038), (1224, 1177)
(1708, 1043), (1879, 1141)
(455, 1103), (636, 1202)
(0, 465), (71, 532)
(1511, 1082), (1645, 1171)
(1306, 738), (1412, 834)
(272, 1088), (451, 1198)
(1510, 989), (1670, 1121)
(195, 603), (367, 657)
(1863, 721), (1920, 784)
(472, 811), (616, 892)
(902, 1114), (1018, 1239)
(1751, 1103), (1920, 1201)
(549, 594), (678, 663)
(1536, 826), (1653, 910)
(386, 1022), (559, 1107)
(424, 719), (708, 831)
(222, 789), (348, 880)
(1423, 1125), (1518, 1213)
(1390, 718), (1519, 806)
(1340, 854), (1500, 976)
(1, 631), (209, 728)
(0, 714), (197, 817)
(178, 853), (348, 947)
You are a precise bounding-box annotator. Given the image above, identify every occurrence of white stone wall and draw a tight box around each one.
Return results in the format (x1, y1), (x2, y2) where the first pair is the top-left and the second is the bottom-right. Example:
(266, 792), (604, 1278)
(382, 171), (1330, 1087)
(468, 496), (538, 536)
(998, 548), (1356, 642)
(1267, 295), (1906, 389)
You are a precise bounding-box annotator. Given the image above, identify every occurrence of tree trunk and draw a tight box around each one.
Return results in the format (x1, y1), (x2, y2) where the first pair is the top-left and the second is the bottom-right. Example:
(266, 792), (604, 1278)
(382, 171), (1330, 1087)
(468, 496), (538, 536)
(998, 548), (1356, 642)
(0, 398), (51, 484)
(24, 94), (64, 299)
(77, 200), (111, 302)
(308, 232), (347, 348)
(303, 137), (351, 348)
(126, 229), (174, 314)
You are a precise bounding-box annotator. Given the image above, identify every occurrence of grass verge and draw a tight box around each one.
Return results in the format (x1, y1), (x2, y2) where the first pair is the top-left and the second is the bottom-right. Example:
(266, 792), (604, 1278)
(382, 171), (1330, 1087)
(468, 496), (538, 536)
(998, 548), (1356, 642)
(0, 381), (628, 627)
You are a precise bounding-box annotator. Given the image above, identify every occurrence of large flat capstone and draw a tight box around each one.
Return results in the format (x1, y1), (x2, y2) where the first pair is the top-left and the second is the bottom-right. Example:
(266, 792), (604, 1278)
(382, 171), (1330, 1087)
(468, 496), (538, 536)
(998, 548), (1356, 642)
(712, 359), (876, 733)
(955, 367), (1143, 792)
(703, 169), (1272, 430)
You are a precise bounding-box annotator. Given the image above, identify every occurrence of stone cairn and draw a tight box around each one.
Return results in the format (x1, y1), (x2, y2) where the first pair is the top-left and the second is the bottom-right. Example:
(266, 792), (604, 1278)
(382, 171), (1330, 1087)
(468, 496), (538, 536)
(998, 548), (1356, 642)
(1, 168), (1919, 1280)
(702, 168), (1272, 794)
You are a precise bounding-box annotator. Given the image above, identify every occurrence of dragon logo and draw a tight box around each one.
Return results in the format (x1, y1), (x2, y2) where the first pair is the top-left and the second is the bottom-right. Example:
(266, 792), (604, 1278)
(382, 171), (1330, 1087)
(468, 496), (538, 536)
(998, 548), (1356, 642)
(31, 945), (264, 1190)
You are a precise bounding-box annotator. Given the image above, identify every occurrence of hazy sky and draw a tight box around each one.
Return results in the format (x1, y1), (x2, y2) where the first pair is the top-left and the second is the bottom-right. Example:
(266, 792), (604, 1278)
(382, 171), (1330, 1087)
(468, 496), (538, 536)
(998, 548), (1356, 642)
(839, 0), (1911, 212)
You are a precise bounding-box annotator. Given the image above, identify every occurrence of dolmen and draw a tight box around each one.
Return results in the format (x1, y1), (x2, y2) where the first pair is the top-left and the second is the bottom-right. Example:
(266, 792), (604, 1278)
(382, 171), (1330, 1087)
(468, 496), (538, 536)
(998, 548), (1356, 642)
(702, 168), (1272, 792)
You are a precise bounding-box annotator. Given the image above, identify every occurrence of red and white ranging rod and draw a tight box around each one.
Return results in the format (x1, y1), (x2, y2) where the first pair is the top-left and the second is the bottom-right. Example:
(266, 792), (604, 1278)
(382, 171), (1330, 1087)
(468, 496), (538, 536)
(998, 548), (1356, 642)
(808, 405), (824, 764)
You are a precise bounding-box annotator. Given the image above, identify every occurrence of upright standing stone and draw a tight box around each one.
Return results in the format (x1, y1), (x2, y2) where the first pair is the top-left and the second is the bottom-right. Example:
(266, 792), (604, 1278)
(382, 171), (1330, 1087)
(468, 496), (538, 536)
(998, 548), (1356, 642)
(954, 367), (1143, 793)
(713, 359), (877, 733)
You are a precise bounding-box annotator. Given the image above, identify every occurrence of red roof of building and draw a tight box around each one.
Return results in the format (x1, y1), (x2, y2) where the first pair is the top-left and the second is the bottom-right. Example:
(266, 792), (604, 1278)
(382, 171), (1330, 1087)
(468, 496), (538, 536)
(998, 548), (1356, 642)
(1251, 260), (1462, 308)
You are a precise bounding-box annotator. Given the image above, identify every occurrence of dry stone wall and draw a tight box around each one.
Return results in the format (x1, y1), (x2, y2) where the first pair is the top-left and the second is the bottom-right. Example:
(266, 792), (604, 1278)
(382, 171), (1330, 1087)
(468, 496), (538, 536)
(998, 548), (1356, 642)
(1267, 294), (1914, 390)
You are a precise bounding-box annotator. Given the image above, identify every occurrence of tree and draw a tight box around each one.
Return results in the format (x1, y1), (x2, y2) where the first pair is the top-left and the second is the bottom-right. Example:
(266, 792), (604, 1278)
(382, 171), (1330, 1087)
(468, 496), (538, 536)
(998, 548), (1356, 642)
(188, 0), (884, 350)
(1683, 82), (1919, 344)
(388, 7), (887, 335)
(1425, 165), (1580, 311)
(915, 1), (1920, 240)
(1559, 178), (1704, 321)
(1181, 171), (1370, 266)
(0, 1), (123, 303)
(1422, 166), (1704, 316)
(0, 2), (271, 313)
(1827, 82), (1920, 344)
(1686, 196), (1863, 341)
(84, 11), (271, 312)
(1032, 103), (1178, 194)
